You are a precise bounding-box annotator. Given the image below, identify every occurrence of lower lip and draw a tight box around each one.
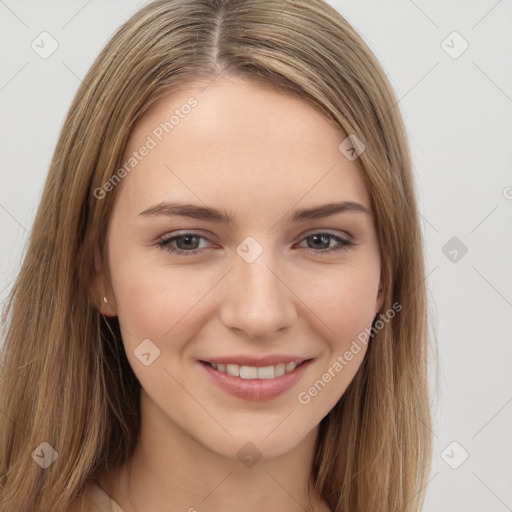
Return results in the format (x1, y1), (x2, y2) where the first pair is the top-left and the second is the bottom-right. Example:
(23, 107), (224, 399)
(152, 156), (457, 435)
(198, 360), (313, 401)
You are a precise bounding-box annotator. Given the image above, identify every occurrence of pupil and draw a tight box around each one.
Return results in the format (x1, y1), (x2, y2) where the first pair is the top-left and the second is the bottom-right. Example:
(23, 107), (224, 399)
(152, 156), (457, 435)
(311, 234), (329, 249)
(179, 236), (198, 249)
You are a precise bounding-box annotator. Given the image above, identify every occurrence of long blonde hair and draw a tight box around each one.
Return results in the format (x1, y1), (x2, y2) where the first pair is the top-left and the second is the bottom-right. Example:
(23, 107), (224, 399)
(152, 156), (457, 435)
(0, 1), (433, 510)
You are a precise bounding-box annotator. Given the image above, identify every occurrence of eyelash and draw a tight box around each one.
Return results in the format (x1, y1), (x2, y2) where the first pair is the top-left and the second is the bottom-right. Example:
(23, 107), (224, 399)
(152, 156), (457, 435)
(157, 231), (354, 257)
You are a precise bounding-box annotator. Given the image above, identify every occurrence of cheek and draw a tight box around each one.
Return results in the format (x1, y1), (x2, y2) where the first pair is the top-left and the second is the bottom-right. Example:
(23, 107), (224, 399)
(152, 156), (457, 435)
(114, 267), (193, 333)
(109, 246), (220, 349)
(109, 259), (216, 396)
(292, 268), (378, 416)
(298, 263), (379, 348)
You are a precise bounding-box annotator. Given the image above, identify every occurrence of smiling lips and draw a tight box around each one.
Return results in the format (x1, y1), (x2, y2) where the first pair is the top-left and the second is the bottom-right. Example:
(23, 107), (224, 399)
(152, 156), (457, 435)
(201, 354), (309, 380)
(199, 355), (313, 401)
(207, 361), (300, 379)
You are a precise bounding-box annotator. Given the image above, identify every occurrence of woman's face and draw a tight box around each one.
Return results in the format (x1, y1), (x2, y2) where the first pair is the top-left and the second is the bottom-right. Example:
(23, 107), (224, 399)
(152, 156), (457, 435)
(100, 75), (383, 460)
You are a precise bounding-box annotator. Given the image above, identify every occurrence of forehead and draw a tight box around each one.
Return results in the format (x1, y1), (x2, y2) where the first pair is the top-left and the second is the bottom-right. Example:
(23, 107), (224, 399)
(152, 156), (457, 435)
(116, 76), (371, 216)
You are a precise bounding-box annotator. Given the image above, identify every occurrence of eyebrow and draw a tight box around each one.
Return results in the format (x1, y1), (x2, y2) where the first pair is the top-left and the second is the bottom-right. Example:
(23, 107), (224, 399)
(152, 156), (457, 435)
(138, 200), (369, 224)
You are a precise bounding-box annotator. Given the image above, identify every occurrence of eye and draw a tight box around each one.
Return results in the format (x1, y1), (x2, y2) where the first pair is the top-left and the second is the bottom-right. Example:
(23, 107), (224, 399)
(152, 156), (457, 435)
(296, 232), (354, 254)
(157, 231), (354, 257)
(157, 232), (211, 257)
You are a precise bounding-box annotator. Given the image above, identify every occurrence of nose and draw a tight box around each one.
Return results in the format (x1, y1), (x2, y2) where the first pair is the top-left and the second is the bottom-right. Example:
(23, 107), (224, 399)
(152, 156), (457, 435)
(219, 247), (297, 340)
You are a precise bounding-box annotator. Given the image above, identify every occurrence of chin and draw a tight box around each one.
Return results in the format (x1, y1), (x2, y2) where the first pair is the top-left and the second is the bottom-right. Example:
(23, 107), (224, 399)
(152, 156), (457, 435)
(195, 415), (319, 463)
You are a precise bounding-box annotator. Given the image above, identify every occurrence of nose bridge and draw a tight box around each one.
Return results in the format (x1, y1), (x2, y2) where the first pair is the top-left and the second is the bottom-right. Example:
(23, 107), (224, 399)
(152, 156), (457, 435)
(220, 239), (296, 338)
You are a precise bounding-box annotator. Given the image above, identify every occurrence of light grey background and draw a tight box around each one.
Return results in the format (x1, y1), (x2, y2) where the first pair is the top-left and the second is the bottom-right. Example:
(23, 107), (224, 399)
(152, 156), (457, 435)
(1, 1), (511, 511)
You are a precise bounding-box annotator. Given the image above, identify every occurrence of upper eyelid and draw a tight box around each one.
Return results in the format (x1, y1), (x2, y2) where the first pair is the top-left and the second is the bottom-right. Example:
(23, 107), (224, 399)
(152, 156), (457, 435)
(299, 228), (352, 240)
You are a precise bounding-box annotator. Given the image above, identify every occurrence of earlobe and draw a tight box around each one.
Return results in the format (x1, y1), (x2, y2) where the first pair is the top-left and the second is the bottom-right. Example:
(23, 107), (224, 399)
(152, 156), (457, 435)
(93, 248), (117, 317)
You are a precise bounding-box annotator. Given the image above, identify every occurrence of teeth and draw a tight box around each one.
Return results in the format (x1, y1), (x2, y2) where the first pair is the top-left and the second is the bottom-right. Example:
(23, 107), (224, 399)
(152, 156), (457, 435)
(226, 364), (240, 377)
(209, 361), (300, 379)
(257, 365), (274, 379)
(240, 366), (257, 379)
(285, 362), (297, 373)
(274, 363), (285, 377)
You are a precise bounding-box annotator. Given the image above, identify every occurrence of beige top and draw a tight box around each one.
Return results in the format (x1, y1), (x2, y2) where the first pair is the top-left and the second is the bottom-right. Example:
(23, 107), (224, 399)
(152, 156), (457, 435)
(82, 481), (125, 512)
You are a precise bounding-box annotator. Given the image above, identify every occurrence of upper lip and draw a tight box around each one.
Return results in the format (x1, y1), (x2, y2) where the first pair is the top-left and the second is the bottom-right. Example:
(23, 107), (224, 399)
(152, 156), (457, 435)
(200, 355), (312, 366)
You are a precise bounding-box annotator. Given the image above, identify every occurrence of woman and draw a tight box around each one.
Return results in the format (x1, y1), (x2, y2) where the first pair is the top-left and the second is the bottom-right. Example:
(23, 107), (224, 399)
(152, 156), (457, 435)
(0, 0), (433, 511)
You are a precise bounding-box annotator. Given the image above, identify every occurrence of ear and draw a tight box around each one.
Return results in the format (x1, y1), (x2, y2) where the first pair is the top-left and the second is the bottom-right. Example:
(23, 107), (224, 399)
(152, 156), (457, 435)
(92, 248), (118, 317)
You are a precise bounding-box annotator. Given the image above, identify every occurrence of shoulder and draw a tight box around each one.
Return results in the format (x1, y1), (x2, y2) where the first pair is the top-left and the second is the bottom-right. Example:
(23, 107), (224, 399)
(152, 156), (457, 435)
(66, 480), (122, 512)
(65, 493), (86, 512)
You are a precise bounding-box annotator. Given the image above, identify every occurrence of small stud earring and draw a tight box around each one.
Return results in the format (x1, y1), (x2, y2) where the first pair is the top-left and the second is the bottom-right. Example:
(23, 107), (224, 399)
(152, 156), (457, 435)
(103, 296), (108, 303)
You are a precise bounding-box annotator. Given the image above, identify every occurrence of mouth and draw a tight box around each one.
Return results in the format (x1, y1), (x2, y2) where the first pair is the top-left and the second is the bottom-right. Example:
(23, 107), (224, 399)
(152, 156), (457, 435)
(197, 357), (314, 401)
(200, 360), (311, 379)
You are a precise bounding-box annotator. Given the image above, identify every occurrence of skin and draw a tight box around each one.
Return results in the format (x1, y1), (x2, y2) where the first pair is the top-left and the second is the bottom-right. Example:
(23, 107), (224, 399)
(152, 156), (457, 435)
(92, 75), (384, 512)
